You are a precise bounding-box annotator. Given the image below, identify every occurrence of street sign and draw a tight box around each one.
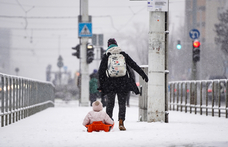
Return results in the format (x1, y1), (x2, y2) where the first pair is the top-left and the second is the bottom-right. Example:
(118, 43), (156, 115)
(98, 34), (103, 46)
(57, 61), (63, 68)
(15, 67), (19, 72)
(58, 55), (63, 61)
(92, 34), (97, 45)
(189, 29), (200, 39)
(57, 55), (64, 68)
(78, 23), (92, 37)
(147, 0), (168, 12)
(92, 34), (103, 46)
(63, 66), (67, 72)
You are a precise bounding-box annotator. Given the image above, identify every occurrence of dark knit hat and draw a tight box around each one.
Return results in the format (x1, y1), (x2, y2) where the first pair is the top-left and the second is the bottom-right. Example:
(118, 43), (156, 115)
(107, 38), (118, 47)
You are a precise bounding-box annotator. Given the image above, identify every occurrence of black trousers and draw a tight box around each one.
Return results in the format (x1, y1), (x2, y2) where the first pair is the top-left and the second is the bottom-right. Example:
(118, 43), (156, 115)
(126, 91), (130, 107)
(106, 92), (128, 121)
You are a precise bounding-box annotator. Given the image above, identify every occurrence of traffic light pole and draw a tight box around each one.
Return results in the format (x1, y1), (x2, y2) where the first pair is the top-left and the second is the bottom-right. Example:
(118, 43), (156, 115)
(191, 62), (197, 80)
(80, 0), (89, 106)
(192, 40), (197, 81)
(191, 0), (198, 81)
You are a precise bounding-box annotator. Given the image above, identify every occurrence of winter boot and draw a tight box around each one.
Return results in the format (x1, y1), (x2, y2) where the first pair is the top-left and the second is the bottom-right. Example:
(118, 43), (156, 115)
(119, 119), (126, 131)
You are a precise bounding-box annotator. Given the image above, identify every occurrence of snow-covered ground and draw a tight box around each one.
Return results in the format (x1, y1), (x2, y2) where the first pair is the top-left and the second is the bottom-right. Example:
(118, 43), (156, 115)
(0, 98), (228, 147)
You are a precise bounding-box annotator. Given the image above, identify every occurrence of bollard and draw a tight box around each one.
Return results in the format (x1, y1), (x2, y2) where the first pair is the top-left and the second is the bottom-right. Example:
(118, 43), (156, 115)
(138, 65), (148, 121)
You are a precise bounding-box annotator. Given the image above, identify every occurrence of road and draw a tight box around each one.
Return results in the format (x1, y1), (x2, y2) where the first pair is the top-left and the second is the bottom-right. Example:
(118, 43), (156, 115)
(0, 97), (228, 147)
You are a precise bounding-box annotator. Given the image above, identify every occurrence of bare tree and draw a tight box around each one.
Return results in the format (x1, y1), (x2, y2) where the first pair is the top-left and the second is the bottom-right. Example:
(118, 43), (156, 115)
(119, 23), (148, 65)
(215, 9), (228, 55)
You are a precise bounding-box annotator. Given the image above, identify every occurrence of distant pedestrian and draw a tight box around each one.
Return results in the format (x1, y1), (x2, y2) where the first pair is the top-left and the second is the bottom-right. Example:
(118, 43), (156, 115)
(98, 38), (148, 131)
(89, 69), (99, 106)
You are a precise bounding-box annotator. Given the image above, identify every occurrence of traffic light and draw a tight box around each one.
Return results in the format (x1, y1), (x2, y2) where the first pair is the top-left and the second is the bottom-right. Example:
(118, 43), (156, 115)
(192, 40), (200, 62)
(87, 43), (94, 64)
(72, 44), (80, 59)
(46, 65), (51, 81)
(100, 47), (105, 59)
(176, 40), (181, 49)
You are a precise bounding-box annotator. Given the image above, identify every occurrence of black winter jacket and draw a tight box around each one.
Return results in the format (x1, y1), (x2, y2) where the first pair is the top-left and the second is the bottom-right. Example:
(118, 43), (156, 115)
(98, 49), (148, 95)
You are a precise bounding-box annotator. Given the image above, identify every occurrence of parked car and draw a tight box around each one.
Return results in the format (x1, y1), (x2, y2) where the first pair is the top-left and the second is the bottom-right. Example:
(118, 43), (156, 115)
(173, 85), (190, 96)
(207, 75), (227, 101)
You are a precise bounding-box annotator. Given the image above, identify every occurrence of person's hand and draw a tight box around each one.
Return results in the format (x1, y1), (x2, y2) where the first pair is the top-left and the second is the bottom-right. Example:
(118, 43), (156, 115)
(107, 52), (111, 56)
(142, 75), (148, 82)
(97, 87), (102, 92)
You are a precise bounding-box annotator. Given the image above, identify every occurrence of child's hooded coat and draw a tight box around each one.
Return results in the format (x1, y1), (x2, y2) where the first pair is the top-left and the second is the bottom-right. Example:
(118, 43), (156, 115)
(82, 101), (114, 126)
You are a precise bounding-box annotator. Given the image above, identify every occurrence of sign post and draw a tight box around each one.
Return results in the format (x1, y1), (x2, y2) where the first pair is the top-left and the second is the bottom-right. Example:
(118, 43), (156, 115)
(57, 55), (64, 86)
(78, 0), (92, 106)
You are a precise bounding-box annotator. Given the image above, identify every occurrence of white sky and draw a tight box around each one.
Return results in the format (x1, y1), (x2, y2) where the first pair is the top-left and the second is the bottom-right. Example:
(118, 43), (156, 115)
(0, 0), (185, 81)
(0, 99), (228, 147)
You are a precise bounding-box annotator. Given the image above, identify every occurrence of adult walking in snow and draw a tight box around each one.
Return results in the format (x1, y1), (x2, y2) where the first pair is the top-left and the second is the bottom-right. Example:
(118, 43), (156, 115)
(97, 38), (148, 131)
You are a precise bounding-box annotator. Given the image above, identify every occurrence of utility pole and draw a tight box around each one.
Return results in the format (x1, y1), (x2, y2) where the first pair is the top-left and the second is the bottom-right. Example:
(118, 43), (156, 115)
(79, 0), (90, 106)
(148, 3), (169, 123)
(131, 0), (169, 122)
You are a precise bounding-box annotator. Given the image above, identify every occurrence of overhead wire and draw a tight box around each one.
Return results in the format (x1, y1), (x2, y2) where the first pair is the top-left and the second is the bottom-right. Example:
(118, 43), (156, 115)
(0, 2), (147, 39)
(0, 15), (78, 19)
(0, 1), (144, 8)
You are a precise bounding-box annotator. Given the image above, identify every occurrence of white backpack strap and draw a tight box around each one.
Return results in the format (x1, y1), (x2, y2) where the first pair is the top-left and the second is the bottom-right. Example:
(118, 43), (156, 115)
(106, 70), (110, 78)
(106, 53), (112, 78)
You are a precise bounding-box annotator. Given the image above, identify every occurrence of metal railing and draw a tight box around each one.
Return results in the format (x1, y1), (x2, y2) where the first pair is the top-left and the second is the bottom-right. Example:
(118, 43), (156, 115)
(0, 73), (55, 127)
(169, 80), (228, 118)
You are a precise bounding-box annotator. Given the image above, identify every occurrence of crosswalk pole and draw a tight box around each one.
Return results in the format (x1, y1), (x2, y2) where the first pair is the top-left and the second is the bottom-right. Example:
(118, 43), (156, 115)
(79, 0), (89, 106)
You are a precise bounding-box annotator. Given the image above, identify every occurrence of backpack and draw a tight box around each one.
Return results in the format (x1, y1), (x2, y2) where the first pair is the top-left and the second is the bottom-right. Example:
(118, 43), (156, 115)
(106, 53), (127, 77)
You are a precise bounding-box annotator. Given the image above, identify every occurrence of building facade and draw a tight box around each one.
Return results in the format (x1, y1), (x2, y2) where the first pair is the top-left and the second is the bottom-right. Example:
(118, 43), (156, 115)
(184, 0), (227, 80)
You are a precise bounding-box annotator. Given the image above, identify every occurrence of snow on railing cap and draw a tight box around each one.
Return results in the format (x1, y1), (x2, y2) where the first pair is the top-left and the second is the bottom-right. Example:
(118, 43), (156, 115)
(169, 79), (228, 84)
(0, 72), (54, 87)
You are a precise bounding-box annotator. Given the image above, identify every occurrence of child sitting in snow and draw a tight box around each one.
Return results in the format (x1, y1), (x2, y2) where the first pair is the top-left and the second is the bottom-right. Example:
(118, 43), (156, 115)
(83, 100), (114, 127)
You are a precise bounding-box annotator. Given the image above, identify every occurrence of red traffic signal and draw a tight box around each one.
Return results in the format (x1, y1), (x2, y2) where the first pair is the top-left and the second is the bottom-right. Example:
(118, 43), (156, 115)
(192, 40), (200, 62)
(193, 40), (200, 48)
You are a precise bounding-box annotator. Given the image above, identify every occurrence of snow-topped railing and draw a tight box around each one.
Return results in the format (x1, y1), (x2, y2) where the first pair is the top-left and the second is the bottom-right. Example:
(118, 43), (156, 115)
(0, 73), (55, 127)
(169, 80), (228, 118)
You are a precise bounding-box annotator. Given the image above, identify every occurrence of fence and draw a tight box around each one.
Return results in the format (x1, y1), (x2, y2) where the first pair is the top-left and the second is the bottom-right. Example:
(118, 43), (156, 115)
(169, 80), (228, 118)
(0, 73), (55, 127)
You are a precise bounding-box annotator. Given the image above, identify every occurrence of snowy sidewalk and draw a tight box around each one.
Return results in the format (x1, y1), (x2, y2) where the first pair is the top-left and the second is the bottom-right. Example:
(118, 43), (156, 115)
(0, 98), (228, 147)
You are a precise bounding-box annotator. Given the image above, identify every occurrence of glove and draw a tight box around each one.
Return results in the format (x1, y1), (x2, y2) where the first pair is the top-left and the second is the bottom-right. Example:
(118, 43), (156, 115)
(107, 52), (111, 56)
(142, 75), (148, 83)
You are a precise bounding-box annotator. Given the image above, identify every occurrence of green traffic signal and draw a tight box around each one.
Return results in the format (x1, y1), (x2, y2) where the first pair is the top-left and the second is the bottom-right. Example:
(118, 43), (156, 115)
(176, 44), (182, 50)
(176, 40), (181, 49)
